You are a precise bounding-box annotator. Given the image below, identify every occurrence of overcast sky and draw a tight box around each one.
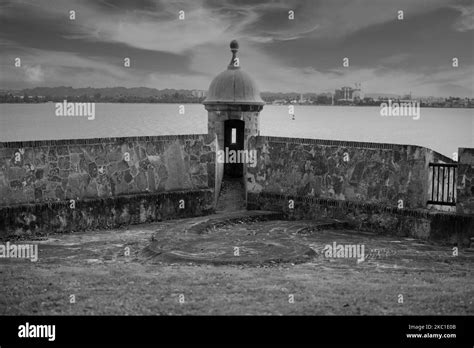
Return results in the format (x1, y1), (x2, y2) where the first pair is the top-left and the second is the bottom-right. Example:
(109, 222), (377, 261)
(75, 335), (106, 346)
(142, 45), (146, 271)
(1, 0), (473, 96)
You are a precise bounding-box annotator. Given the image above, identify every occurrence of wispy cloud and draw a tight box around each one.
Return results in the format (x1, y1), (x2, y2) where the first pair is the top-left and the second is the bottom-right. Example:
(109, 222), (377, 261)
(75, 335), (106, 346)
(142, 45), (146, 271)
(452, 3), (474, 31)
(24, 65), (45, 82)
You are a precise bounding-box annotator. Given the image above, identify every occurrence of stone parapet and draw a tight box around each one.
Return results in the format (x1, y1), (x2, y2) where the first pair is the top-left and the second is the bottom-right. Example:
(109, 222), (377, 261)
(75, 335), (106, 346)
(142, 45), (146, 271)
(0, 134), (215, 206)
(0, 189), (214, 239)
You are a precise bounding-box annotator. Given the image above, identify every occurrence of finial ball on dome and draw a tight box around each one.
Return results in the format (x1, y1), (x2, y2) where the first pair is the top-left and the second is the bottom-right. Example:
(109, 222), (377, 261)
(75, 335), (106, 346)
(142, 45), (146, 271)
(202, 38), (264, 106)
(230, 40), (239, 51)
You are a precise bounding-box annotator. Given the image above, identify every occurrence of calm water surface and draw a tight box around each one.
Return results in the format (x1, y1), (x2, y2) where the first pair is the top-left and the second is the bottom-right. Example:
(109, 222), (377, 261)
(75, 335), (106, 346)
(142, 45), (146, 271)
(0, 103), (472, 157)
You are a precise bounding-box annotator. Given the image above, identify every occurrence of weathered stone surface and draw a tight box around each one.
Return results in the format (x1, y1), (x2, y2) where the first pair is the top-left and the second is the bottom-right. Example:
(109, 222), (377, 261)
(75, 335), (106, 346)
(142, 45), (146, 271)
(10, 180), (22, 189)
(247, 192), (474, 246)
(0, 189), (214, 237)
(88, 162), (98, 177)
(70, 152), (80, 165)
(135, 171), (148, 191)
(67, 173), (89, 198)
(189, 160), (202, 175)
(48, 148), (57, 161)
(8, 166), (26, 181)
(247, 137), (434, 209)
(57, 146), (69, 156)
(147, 167), (156, 191)
(55, 186), (65, 200)
(139, 158), (150, 171)
(457, 148), (474, 215)
(85, 179), (98, 197)
(34, 187), (42, 200)
(192, 174), (208, 189)
(199, 152), (214, 164)
(0, 135), (214, 206)
(124, 170), (133, 184)
(58, 157), (70, 170)
(130, 165), (138, 177)
(35, 168), (44, 179)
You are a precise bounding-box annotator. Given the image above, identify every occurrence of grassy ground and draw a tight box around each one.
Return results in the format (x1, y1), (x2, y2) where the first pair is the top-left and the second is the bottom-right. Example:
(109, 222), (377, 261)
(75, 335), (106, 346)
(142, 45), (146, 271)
(1, 215), (473, 315)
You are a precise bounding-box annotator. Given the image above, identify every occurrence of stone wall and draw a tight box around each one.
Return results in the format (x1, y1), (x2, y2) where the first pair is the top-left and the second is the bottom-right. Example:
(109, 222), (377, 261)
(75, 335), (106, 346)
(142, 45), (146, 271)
(0, 134), (216, 206)
(0, 189), (214, 239)
(457, 147), (474, 215)
(246, 136), (452, 210)
(247, 192), (474, 246)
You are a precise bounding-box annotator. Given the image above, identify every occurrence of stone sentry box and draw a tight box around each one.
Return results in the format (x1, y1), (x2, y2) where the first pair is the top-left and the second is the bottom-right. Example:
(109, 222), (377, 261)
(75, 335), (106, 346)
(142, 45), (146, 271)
(203, 40), (264, 205)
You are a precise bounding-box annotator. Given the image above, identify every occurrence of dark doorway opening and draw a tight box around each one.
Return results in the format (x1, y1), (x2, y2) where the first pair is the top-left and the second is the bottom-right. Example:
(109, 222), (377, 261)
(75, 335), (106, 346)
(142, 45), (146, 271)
(224, 119), (244, 178)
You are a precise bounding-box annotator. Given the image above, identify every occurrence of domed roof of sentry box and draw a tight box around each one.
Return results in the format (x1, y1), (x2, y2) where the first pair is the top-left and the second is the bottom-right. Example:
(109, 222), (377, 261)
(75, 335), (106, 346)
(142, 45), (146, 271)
(203, 40), (264, 106)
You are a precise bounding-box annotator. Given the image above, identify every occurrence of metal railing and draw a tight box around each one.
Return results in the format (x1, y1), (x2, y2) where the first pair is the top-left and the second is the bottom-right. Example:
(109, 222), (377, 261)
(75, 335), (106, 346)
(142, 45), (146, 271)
(427, 163), (457, 206)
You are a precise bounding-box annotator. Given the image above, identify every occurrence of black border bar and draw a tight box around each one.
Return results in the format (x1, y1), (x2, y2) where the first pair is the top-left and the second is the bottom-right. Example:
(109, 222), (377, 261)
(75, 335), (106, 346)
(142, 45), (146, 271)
(0, 315), (472, 346)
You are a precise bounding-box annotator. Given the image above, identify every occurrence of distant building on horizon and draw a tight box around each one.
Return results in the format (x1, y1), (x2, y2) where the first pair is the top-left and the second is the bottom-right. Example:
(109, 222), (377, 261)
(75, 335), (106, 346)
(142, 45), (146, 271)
(334, 83), (363, 103)
(191, 89), (208, 98)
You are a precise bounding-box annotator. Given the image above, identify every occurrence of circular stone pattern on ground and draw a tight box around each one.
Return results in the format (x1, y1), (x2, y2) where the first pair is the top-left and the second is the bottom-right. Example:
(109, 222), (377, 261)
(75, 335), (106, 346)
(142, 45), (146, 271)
(143, 216), (327, 265)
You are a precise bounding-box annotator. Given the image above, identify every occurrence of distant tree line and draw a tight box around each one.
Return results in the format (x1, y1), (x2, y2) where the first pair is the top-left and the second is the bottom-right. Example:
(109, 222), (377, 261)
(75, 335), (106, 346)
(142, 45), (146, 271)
(0, 93), (206, 104)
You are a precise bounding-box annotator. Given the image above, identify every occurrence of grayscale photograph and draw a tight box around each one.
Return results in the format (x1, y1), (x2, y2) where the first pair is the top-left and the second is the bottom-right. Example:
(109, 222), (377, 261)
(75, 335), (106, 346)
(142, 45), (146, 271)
(0, 0), (473, 346)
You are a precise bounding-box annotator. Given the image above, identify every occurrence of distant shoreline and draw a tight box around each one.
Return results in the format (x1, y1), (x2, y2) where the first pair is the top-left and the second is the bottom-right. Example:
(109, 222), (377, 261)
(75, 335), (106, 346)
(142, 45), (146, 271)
(1, 101), (472, 109)
(1, 86), (472, 109)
